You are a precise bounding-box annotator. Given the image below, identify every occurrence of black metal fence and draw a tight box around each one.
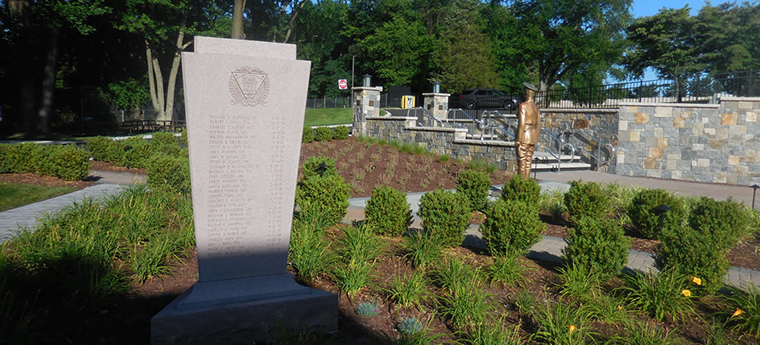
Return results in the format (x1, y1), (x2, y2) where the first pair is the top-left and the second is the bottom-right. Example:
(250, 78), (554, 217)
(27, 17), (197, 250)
(535, 70), (760, 109)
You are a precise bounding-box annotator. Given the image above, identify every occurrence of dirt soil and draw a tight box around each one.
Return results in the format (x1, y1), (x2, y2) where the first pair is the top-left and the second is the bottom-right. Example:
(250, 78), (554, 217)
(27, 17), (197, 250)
(0, 172), (95, 189)
(91, 160), (147, 175)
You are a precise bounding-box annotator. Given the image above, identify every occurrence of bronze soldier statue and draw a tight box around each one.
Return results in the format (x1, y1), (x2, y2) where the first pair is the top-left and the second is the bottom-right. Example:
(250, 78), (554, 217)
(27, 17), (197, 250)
(516, 82), (540, 179)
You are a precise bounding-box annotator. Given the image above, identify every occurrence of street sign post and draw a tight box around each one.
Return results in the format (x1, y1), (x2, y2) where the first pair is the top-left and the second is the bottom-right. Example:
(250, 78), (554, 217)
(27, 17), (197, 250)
(338, 79), (348, 90)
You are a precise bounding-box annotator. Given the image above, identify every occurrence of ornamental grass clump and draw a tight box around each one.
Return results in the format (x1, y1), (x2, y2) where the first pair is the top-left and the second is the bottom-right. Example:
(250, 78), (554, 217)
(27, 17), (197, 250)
(418, 189), (470, 247)
(500, 174), (541, 207)
(532, 301), (594, 345)
(365, 186), (413, 237)
(564, 180), (610, 223)
(456, 169), (491, 212)
(480, 199), (544, 257)
(485, 254), (530, 288)
(403, 232), (444, 270)
(628, 188), (685, 239)
(722, 284), (760, 339)
(386, 271), (428, 309)
(656, 197), (749, 293)
(620, 269), (695, 322)
(288, 204), (333, 284)
(563, 216), (630, 279)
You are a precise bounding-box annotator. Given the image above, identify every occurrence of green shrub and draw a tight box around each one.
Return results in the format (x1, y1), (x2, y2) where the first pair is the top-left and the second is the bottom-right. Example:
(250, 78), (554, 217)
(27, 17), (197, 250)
(628, 189), (685, 239)
(150, 131), (178, 146)
(295, 174), (350, 226)
(456, 169), (491, 212)
(364, 186), (412, 237)
(418, 189), (471, 247)
(563, 216), (630, 279)
(302, 126), (314, 143)
(6, 142), (38, 173)
(87, 137), (124, 165)
(0, 144), (11, 173)
(564, 180), (609, 222)
(33, 144), (60, 177)
(656, 197), (748, 293)
(481, 199), (544, 256)
(151, 142), (183, 158)
(123, 140), (153, 168)
(146, 153), (191, 194)
(49, 145), (90, 181)
(314, 127), (333, 141)
(500, 174), (541, 207)
(180, 128), (188, 146)
(334, 125), (350, 140)
(301, 156), (337, 180)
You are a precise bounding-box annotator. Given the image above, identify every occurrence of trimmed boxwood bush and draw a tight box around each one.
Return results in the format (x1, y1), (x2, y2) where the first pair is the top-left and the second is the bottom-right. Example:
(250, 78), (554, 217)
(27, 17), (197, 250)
(656, 197), (749, 293)
(146, 153), (191, 194)
(334, 125), (350, 140)
(563, 216), (630, 279)
(181, 128), (188, 146)
(302, 127), (314, 143)
(481, 199), (545, 256)
(151, 131), (177, 146)
(33, 144), (60, 177)
(500, 174), (541, 207)
(564, 180), (609, 223)
(295, 174), (350, 226)
(0, 144), (12, 173)
(50, 145), (90, 181)
(628, 188), (685, 239)
(123, 140), (153, 169)
(364, 186), (413, 237)
(456, 169), (491, 212)
(315, 127), (333, 142)
(87, 137), (125, 166)
(6, 142), (38, 173)
(418, 189), (470, 247)
(301, 156), (337, 180)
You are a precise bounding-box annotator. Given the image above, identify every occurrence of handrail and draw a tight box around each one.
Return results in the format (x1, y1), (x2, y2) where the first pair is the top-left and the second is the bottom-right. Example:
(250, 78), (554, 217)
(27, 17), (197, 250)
(447, 108), (488, 140)
(492, 125), (567, 172)
(408, 107), (444, 127)
(540, 128), (577, 171)
(560, 127), (616, 170)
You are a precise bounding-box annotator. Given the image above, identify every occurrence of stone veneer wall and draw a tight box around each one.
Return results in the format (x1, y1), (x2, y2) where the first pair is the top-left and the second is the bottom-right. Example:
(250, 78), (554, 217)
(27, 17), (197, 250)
(616, 98), (760, 185)
(365, 116), (517, 171)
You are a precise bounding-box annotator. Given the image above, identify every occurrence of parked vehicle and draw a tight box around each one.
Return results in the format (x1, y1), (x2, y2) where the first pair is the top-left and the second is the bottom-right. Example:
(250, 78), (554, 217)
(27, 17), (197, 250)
(459, 88), (520, 110)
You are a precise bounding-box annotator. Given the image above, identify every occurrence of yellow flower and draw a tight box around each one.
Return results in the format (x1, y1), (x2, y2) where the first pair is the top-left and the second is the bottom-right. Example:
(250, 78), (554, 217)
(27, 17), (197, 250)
(617, 305), (623, 311)
(682, 289), (692, 297)
(568, 325), (577, 334)
(690, 276), (702, 286)
(732, 308), (744, 318)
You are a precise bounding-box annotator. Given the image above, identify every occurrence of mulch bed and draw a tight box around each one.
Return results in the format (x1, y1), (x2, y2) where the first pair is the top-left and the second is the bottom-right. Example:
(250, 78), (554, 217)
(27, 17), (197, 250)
(0, 172), (95, 189)
(91, 160), (147, 175)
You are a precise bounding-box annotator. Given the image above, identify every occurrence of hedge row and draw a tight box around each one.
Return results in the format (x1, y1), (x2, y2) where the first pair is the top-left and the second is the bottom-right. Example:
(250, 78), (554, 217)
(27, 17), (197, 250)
(0, 143), (90, 181)
(302, 125), (351, 143)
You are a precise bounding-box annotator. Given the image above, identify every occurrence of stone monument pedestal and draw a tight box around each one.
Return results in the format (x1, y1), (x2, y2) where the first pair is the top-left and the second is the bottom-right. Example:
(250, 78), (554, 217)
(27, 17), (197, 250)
(152, 273), (337, 344)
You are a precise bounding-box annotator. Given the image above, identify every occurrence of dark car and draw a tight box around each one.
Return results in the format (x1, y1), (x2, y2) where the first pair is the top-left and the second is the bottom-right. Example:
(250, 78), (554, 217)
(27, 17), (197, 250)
(458, 88), (520, 110)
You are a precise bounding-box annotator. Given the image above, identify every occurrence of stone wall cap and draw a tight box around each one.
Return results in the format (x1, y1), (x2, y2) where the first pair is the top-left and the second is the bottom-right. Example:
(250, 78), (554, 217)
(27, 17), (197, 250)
(366, 116), (416, 120)
(422, 93), (451, 97)
(352, 86), (383, 92)
(718, 96), (760, 102)
(540, 108), (619, 113)
(454, 139), (516, 146)
(407, 126), (466, 132)
(617, 102), (720, 108)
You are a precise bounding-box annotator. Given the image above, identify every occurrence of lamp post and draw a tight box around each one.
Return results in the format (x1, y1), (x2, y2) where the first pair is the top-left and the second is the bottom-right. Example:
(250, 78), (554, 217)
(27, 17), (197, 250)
(752, 183), (759, 210)
(433, 81), (441, 93)
(363, 74), (372, 87)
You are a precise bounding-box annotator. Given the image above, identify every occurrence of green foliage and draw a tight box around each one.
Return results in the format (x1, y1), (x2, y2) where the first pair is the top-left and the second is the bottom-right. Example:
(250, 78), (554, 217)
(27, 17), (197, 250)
(563, 216), (630, 279)
(334, 261), (373, 299)
(334, 125), (350, 140)
(48, 145), (91, 181)
(485, 255), (529, 288)
(123, 140), (152, 169)
(295, 174), (350, 227)
(628, 188), (685, 239)
(403, 232), (444, 270)
(557, 263), (602, 300)
(532, 301), (595, 345)
(461, 321), (525, 345)
(302, 127), (314, 143)
(418, 189), (471, 247)
(433, 258), (481, 295)
(386, 271), (427, 309)
(456, 169), (491, 212)
(101, 79), (150, 110)
(150, 131), (178, 146)
(289, 206), (333, 284)
(0, 145), (12, 173)
(365, 186), (412, 237)
(620, 269), (695, 322)
(87, 137), (125, 166)
(180, 128), (188, 146)
(145, 153), (190, 194)
(722, 284), (760, 339)
(438, 272), (491, 332)
(467, 158), (497, 174)
(301, 156), (337, 180)
(500, 174), (541, 207)
(656, 197), (748, 293)
(354, 302), (380, 317)
(5, 142), (38, 173)
(359, 15), (433, 86)
(480, 199), (544, 257)
(339, 223), (383, 265)
(564, 180), (610, 222)
(609, 320), (679, 345)
(397, 317), (423, 334)
(314, 127), (333, 141)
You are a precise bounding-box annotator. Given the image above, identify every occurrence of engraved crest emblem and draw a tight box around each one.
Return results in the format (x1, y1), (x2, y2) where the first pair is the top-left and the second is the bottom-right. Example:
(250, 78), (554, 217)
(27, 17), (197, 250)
(229, 67), (270, 107)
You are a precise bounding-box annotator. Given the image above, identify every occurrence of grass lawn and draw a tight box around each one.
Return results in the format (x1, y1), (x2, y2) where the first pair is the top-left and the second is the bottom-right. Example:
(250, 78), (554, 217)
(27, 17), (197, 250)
(0, 181), (77, 211)
(304, 108), (352, 127)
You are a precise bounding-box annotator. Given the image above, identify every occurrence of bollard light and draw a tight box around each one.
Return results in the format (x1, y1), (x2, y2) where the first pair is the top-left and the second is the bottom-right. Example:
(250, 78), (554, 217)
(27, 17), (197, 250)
(752, 183), (759, 210)
(433, 82), (441, 93)
(363, 74), (372, 87)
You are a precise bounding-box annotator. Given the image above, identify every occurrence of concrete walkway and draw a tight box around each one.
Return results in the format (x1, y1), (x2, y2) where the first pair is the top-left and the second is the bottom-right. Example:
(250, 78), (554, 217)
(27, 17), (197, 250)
(0, 170), (142, 244)
(343, 174), (760, 289)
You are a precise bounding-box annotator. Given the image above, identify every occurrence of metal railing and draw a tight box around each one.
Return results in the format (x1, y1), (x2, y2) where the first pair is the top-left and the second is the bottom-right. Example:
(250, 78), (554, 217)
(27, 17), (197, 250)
(306, 96), (352, 109)
(407, 107), (444, 127)
(560, 128), (616, 170)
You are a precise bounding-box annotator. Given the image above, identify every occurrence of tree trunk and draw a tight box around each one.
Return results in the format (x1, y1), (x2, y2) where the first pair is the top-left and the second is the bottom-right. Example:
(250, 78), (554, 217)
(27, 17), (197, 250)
(282, 0), (305, 43)
(231, 0), (246, 39)
(151, 53), (166, 120)
(145, 41), (162, 118)
(163, 28), (187, 121)
(37, 31), (58, 134)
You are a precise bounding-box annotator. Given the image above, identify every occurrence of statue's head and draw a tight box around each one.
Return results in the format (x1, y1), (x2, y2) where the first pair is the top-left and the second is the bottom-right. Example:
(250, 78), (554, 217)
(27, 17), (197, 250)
(523, 82), (538, 99)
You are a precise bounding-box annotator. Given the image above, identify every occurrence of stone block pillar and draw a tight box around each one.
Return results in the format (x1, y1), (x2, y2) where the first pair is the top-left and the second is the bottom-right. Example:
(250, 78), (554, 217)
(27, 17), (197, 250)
(423, 93), (450, 121)
(352, 86), (382, 137)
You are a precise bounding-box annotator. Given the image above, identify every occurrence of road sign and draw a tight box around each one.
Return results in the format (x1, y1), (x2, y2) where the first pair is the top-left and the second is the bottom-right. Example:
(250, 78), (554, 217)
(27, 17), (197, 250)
(338, 79), (348, 90)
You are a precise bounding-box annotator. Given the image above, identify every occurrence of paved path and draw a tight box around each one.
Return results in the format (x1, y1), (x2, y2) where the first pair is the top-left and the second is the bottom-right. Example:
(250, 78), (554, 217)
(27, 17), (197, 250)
(343, 175), (760, 289)
(0, 170), (142, 244)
